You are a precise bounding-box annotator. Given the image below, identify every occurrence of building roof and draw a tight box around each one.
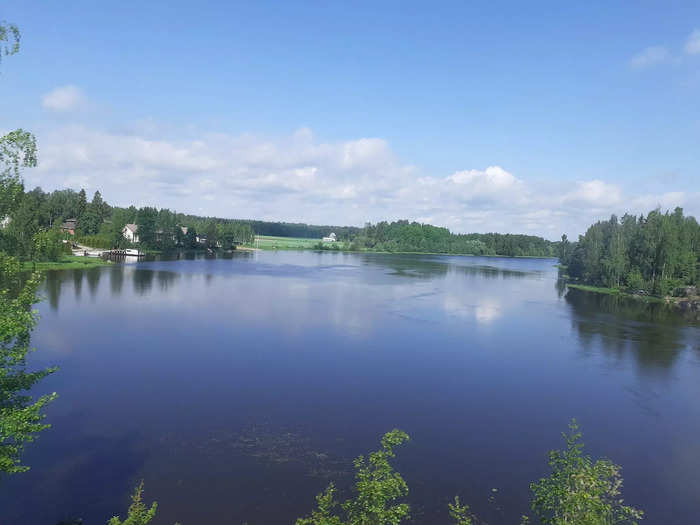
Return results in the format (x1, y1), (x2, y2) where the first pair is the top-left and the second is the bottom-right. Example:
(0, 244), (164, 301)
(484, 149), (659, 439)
(124, 223), (138, 233)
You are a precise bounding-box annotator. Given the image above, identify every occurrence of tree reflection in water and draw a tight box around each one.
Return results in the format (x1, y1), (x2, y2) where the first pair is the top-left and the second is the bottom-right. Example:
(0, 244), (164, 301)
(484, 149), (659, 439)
(564, 287), (695, 373)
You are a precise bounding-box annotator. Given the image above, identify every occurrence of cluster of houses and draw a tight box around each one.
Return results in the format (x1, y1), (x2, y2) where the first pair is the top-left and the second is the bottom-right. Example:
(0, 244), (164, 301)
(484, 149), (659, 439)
(122, 224), (214, 246)
(58, 220), (198, 245)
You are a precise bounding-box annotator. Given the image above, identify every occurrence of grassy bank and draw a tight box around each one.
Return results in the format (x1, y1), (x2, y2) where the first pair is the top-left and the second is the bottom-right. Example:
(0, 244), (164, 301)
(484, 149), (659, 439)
(566, 283), (665, 303)
(21, 255), (112, 271)
(567, 284), (621, 295)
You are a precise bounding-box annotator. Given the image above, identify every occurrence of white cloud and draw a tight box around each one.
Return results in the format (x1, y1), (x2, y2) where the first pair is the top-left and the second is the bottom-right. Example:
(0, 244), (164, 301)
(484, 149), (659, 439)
(41, 85), (87, 112)
(685, 29), (700, 55)
(561, 180), (622, 208)
(23, 123), (697, 240)
(629, 46), (671, 69)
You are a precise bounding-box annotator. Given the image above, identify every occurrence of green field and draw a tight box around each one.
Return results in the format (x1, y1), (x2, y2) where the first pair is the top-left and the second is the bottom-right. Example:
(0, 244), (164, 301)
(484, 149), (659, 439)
(253, 235), (326, 250)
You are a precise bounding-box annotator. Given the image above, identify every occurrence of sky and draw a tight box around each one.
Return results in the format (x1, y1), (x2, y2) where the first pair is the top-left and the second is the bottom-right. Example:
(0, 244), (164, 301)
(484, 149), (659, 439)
(1, 1), (699, 239)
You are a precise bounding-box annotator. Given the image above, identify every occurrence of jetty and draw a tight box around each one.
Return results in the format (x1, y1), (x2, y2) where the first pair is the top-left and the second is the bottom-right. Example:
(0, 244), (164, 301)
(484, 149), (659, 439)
(72, 243), (144, 258)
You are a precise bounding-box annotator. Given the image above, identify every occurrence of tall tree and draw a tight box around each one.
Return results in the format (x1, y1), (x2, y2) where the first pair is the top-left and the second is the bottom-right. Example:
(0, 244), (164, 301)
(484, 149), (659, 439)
(136, 207), (158, 248)
(76, 188), (87, 223)
(0, 22), (56, 475)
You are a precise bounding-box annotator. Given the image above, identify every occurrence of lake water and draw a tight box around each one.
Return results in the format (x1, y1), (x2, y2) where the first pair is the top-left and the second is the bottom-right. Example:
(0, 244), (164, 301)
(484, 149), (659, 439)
(3, 251), (699, 524)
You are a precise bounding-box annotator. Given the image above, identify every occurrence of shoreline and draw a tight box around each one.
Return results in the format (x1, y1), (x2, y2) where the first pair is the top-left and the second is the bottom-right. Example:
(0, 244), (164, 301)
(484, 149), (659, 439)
(248, 244), (556, 259)
(22, 255), (112, 271)
(566, 283), (664, 303)
(565, 283), (700, 314)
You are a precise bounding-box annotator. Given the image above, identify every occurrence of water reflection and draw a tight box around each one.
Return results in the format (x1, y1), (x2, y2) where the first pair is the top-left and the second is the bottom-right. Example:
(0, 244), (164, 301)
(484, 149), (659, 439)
(14, 252), (700, 525)
(364, 253), (534, 281)
(156, 270), (179, 292)
(43, 271), (61, 311)
(565, 288), (691, 372)
(133, 269), (155, 295)
(86, 268), (101, 298)
(1, 432), (148, 525)
(73, 270), (84, 301)
(110, 264), (124, 296)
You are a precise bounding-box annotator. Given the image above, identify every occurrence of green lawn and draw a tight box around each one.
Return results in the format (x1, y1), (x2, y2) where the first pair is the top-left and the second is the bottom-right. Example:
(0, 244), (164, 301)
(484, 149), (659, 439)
(21, 255), (112, 271)
(253, 235), (324, 250)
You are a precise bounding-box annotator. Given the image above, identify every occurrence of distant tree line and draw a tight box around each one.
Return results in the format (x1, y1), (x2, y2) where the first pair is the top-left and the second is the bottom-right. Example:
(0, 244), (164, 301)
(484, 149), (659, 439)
(559, 208), (700, 296)
(231, 219), (360, 240)
(348, 220), (557, 257)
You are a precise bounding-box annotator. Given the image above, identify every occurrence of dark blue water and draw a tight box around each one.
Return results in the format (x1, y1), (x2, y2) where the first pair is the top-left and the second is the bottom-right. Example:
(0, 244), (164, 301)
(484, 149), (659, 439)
(3, 251), (699, 524)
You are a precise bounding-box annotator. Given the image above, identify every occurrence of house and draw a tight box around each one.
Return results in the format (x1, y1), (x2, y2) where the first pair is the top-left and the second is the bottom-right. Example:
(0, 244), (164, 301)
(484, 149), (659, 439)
(180, 226), (188, 236)
(60, 218), (78, 235)
(122, 223), (139, 243)
(0, 216), (11, 229)
(322, 232), (337, 242)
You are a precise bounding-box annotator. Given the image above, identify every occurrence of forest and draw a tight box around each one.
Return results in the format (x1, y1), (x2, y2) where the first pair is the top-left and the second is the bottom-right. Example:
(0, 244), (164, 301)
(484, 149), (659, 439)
(558, 208), (700, 296)
(0, 185), (258, 258)
(349, 220), (557, 257)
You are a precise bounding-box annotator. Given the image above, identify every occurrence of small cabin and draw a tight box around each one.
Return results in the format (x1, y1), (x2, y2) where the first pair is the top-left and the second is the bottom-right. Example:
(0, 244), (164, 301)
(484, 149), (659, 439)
(122, 223), (139, 243)
(322, 232), (337, 242)
(60, 218), (78, 235)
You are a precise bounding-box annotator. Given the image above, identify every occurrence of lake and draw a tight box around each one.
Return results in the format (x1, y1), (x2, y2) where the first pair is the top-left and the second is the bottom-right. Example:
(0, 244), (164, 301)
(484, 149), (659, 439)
(3, 251), (699, 524)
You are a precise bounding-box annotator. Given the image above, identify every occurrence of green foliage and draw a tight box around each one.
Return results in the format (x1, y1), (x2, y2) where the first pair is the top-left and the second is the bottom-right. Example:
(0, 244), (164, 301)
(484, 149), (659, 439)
(108, 480), (158, 525)
(526, 420), (643, 525)
(0, 20), (21, 61)
(136, 207), (158, 248)
(75, 234), (115, 250)
(217, 221), (254, 249)
(0, 129), (36, 218)
(33, 228), (66, 262)
(296, 429), (410, 525)
(0, 253), (57, 474)
(566, 209), (700, 295)
(355, 221), (555, 257)
(76, 188), (87, 223)
(448, 496), (473, 525)
(79, 190), (109, 235)
(0, 25), (57, 475)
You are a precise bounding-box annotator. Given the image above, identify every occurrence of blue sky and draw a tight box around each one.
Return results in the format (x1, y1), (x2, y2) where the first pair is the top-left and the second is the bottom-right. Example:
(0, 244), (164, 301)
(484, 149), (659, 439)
(2, 1), (699, 238)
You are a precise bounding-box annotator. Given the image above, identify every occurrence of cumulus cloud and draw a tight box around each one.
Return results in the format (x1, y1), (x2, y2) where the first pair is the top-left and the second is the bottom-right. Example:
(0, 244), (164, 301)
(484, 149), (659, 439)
(561, 180), (622, 208)
(685, 29), (700, 55)
(23, 124), (696, 240)
(629, 46), (671, 69)
(41, 85), (87, 112)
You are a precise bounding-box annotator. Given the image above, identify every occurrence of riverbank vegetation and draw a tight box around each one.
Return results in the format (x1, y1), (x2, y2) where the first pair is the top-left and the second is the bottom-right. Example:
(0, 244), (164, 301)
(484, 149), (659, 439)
(20, 255), (111, 271)
(108, 423), (642, 525)
(2, 185), (558, 260)
(0, 21), (57, 478)
(295, 423), (642, 525)
(559, 208), (699, 298)
(348, 221), (556, 257)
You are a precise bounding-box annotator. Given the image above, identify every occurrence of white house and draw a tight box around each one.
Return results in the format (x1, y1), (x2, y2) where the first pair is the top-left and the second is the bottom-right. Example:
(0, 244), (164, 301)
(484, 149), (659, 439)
(322, 232), (337, 242)
(122, 223), (139, 243)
